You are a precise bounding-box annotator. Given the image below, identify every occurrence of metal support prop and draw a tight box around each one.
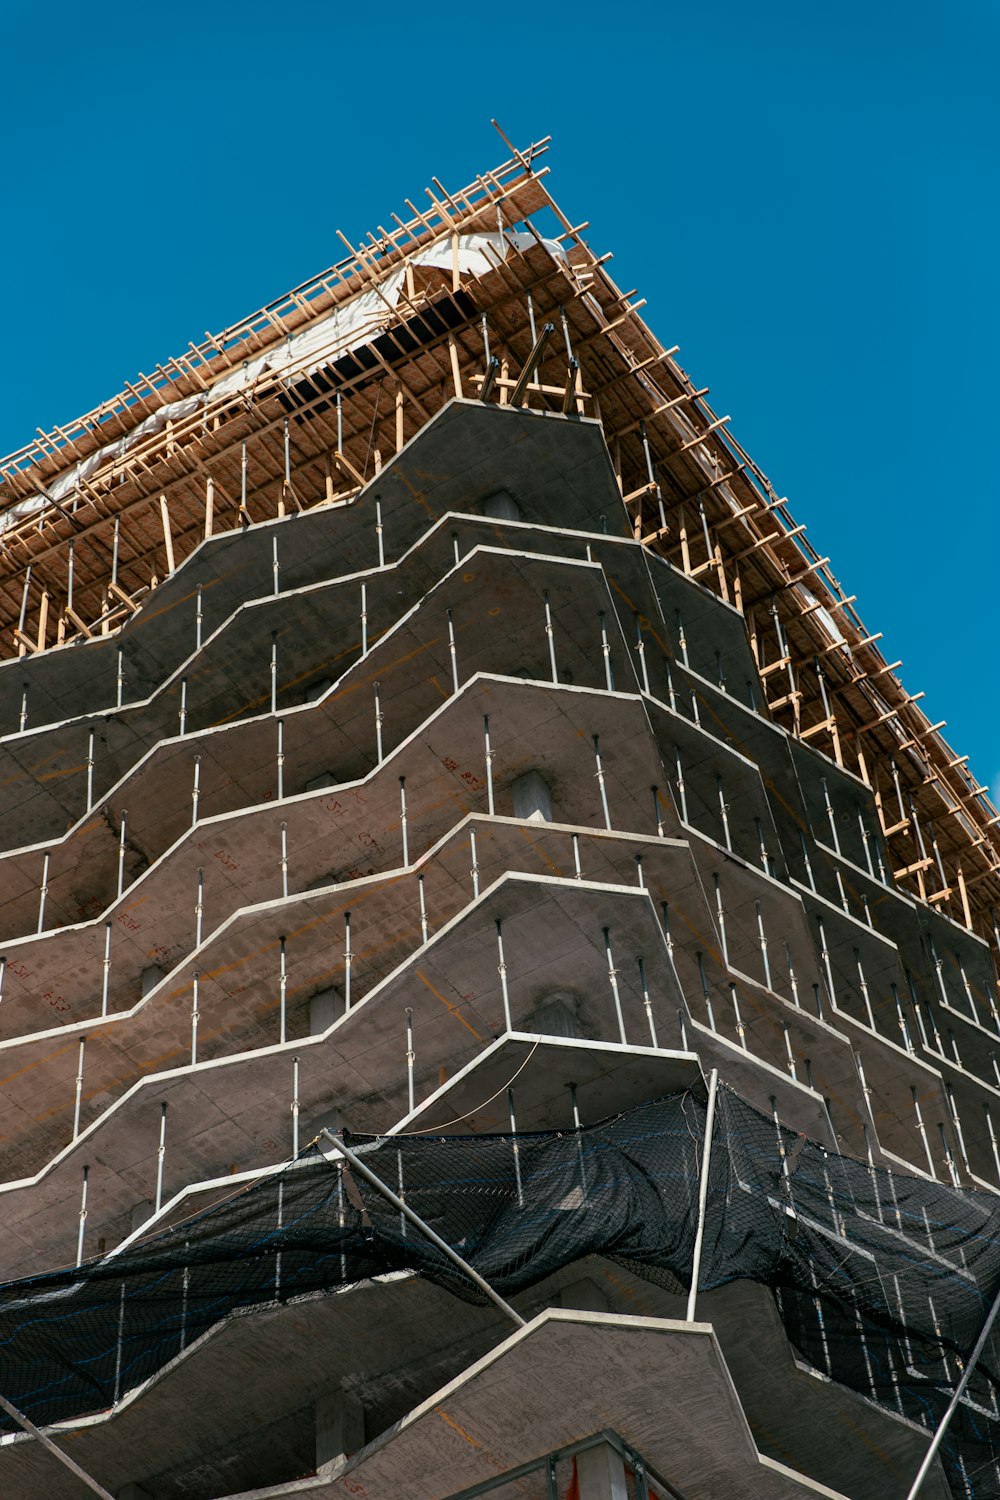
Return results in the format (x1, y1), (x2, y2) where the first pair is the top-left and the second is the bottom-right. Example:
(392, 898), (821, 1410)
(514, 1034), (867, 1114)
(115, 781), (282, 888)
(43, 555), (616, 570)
(418, 874), (428, 942)
(155, 1103), (167, 1212)
(405, 1008), (415, 1113)
(543, 591), (558, 681)
(279, 936), (287, 1044)
(602, 927), (627, 1044)
(291, 1056), (300, 1158)
(374, 680), (383, 761)
(117, 811), (127, 897)
(686, 1068), (719, 1322)
(321, 1129), (525, 1327)
(480, 355), (499, 401)
(190, 973), (200, 1064)
(483, 715), (495, 814)
(73, 1037), (85, 1138)
(37, 852), (50, 932)
(0, 1391), (115, 1500)
(592, 735), (612, 829)
(76, 1164), (89, 1266)
(101, 922), (111, 1015)
(905, 1277), (1000, 1499)
(508, 1087), (524, 1207)
(447, 609), (459, 693)
(399, 777), (409, 864)
(510, 323), (554, 405)
(191, 754), (201, 826)
(496, 919), (513, 1029)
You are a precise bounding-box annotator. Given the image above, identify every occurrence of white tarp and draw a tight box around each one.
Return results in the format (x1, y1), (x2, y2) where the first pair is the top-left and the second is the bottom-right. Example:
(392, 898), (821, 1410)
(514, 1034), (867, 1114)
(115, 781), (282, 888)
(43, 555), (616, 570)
(1, 230), (564, 536)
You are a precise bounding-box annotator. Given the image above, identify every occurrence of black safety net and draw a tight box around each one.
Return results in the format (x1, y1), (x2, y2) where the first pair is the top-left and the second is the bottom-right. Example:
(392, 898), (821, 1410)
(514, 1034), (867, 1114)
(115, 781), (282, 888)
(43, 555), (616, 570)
(1, 1083), (1000, 1498)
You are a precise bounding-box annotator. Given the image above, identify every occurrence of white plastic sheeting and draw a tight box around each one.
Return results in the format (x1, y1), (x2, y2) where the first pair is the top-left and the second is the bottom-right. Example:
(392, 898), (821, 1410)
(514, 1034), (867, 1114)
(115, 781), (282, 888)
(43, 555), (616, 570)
(796, 584), (847, 649)
(1, 230), (561, 538)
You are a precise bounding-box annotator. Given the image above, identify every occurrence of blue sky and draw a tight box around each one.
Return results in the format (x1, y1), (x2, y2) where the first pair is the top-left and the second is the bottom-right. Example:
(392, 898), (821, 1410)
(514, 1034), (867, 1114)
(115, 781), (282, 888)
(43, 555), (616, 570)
(1, 1), (996, 797)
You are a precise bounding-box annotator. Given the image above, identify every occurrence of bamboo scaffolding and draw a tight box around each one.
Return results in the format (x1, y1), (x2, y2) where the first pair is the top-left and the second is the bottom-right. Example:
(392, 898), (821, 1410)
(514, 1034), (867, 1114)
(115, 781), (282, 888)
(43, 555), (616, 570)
(1, 139), (998, 959)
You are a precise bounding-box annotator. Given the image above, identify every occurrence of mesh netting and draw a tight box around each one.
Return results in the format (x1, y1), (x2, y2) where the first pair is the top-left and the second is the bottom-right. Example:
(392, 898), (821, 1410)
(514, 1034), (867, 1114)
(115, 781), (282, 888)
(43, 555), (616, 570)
(1, 1084), (999, 1498)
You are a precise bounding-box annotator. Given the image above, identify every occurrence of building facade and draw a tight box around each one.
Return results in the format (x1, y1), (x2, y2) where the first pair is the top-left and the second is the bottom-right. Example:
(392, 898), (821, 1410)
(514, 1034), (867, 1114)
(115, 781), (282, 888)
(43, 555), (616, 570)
(0, 140), (997, 1499)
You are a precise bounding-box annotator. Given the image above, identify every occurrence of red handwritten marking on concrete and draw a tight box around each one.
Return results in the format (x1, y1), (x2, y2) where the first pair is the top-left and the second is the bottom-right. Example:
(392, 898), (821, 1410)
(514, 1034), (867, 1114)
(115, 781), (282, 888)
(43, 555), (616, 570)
(441, 755), (485, 792)
(42, 989), (71, 1015)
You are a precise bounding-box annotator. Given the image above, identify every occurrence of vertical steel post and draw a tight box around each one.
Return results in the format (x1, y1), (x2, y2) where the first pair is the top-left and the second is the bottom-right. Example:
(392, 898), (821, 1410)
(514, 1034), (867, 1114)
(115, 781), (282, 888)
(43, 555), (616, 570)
(635, 614), (650, 693)
(418, 874), (428, 943)
(508, 1086), (524, 1207)
(469, 829), (480, 897)
(73, 1037), (85, 1139)
(37, 852), (50, 932)
(195, 866), (204, 947)
(447, 608), (459, 694)
(191, 754), (201, 826)
(603, 928), (627, 1044)
(569, 1082), (588, 1200)
(117, 811), (127, 897)
(543, 591), (558, 681)
(399, 777), (409, 864)
(592, 735), (612, 830)
(686, 1069), (719, 1322)
(483, 716), (495, 814)
(598, 611), (614, 691)
(279, 936), (287, 1045)
(374, 681), (383, 761)
(713, 874), (728, 966)
(76, 1165), (89, 1267)
(101, 922), (111, 1016)
(496, 920), (512, 1030)
(637, 956), (658, 1046)
(405, 1008), (415, 1113)
(291, 1056), (300, 1158)
(190, 973), (200, 1065)
(155, 1103), (167, 1212)
(756, 900), (772, 990)
(343, 912), (352, 1011)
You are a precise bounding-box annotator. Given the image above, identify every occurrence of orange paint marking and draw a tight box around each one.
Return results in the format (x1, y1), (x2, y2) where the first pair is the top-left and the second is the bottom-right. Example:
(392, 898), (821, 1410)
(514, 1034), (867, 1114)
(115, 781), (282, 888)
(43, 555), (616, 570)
(415, 970), (484, 1041)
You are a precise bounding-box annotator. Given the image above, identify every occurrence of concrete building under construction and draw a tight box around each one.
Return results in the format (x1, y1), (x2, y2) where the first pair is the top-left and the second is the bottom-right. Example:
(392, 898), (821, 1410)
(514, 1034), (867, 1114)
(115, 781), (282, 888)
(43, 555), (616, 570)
(0, 135), (998, 1500)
